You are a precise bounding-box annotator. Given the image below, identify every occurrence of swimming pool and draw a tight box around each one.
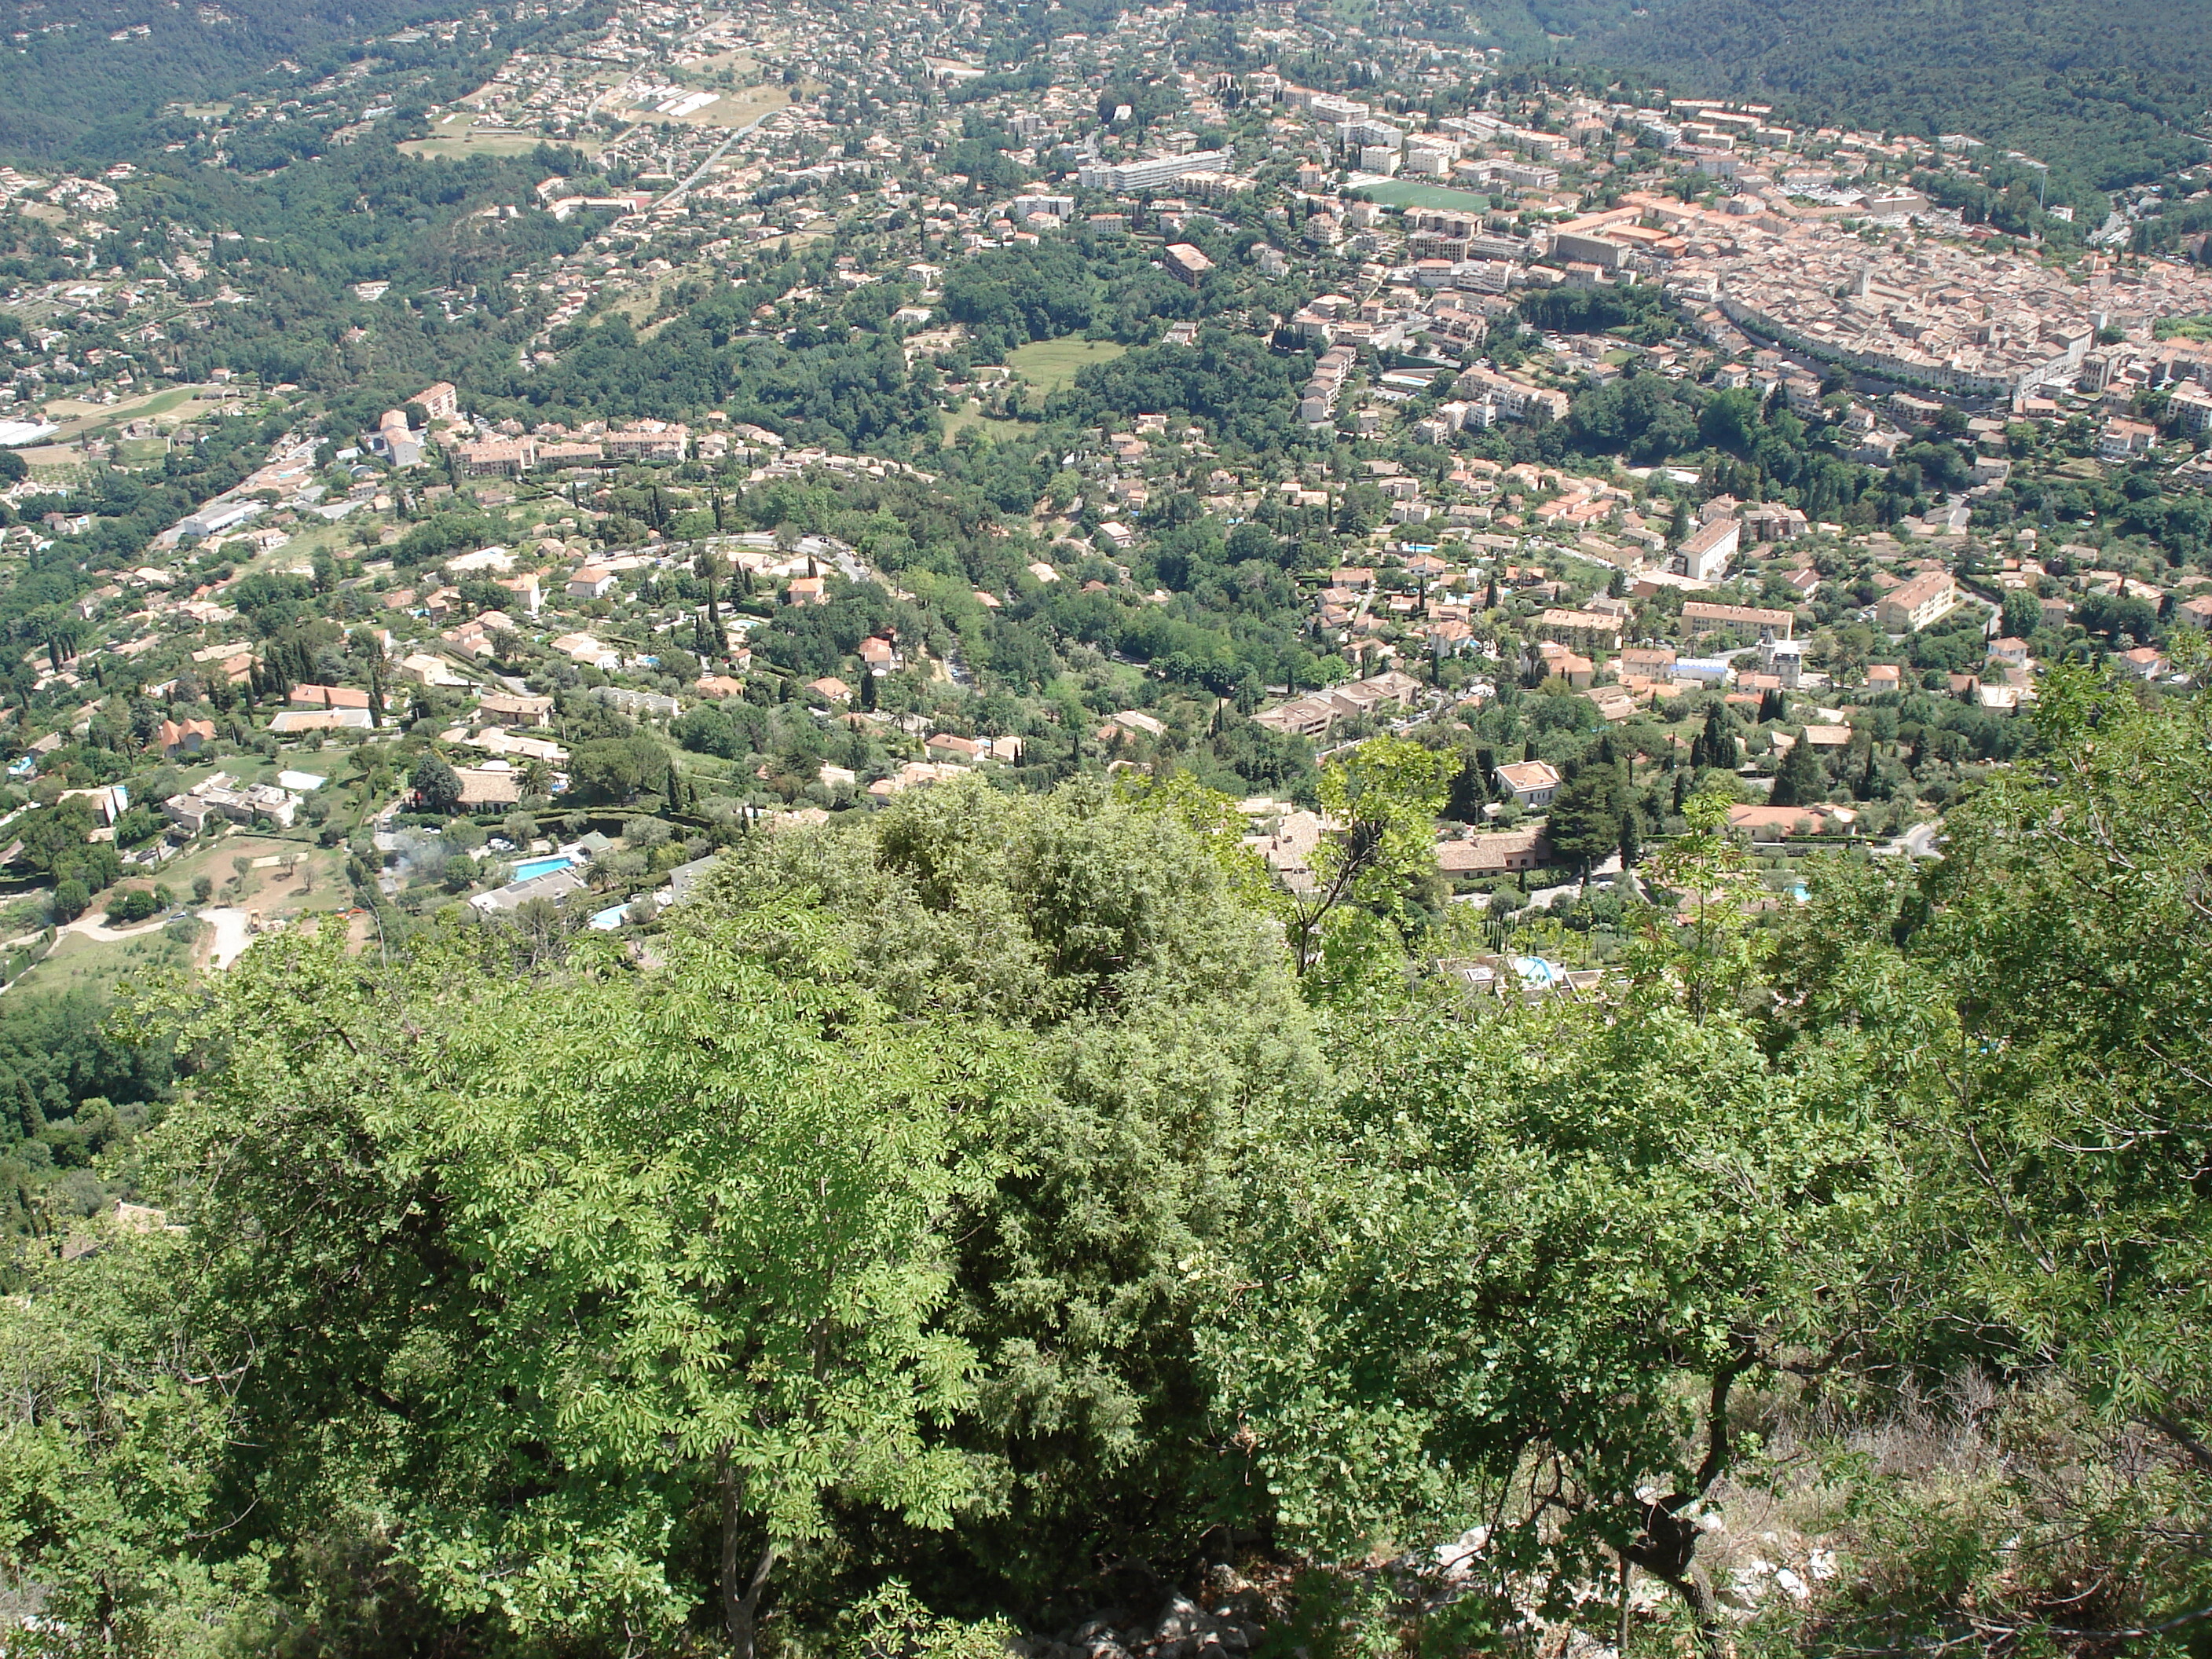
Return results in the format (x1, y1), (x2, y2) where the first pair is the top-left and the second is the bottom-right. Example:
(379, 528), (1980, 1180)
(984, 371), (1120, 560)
(514, 854), (576, 882)
(1508, 955), (1566, 987)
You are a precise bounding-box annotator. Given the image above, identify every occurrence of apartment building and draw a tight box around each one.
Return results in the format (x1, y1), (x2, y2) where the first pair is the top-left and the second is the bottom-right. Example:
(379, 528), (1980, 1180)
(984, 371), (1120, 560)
(1075, 148), (1234, 192)
(1875, 570), (1964, 632)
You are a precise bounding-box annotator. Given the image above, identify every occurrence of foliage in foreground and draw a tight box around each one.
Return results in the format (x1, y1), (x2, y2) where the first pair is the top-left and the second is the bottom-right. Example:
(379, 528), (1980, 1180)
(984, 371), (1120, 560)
(0, 675), (2206, 1657)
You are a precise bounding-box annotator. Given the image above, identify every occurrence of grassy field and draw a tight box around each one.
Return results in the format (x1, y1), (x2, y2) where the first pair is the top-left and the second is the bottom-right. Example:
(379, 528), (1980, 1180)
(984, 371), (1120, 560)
(1348, 181), (1496, 214)
(19, 927), (196, 999)
(46, 383), (218, 442)
(16, 445), (81, 474)
(619, 267), (705, 328)
(1008, 338), (1126, 394)
(401, 130), (548, 160)
(941, 403), (1031, 442)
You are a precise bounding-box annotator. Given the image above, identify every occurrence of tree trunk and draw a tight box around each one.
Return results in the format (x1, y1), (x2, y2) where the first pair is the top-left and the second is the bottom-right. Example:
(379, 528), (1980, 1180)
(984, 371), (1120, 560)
(1624, 1355), (1749, 1659)
(1656, 1569), (1728, 1659)
(720, 1452), (779, 1659)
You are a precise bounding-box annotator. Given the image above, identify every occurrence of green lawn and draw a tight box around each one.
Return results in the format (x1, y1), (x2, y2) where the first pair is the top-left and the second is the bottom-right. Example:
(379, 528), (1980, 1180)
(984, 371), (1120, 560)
(401, 133), (547, 160)
(129, 385), (201, 421)
(49, 382), (218, 445)
(1347, 181), (1495, 214)
(942, 404), (1031, 442)
(12, 927), (195, 999)
(1008, 338), (1126, 394)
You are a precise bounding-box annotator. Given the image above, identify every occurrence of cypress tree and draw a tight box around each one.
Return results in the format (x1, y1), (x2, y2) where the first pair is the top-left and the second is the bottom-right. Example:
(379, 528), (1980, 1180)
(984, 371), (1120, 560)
(1699, 704), (1736, 771)
(1771, 736), (1824, 808)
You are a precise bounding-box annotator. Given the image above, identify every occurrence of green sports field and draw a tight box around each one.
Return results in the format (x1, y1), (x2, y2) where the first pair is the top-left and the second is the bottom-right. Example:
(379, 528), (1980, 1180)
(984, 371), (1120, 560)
(1347, 181), (1495, 214)
(1007, 338), (1127, 393)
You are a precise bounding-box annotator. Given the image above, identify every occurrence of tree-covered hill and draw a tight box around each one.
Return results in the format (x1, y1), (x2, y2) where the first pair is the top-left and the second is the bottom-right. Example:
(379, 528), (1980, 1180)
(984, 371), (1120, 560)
(0, 0), (599, 157)
(1505, 0), (2211, 192)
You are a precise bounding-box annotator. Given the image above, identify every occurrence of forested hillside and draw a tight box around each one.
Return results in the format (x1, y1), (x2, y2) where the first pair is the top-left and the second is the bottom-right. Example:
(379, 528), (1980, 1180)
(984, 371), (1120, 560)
(1549, 0), (2211, 192)
(3, 672), (2207, 1657)
(0, 0), (602, 157)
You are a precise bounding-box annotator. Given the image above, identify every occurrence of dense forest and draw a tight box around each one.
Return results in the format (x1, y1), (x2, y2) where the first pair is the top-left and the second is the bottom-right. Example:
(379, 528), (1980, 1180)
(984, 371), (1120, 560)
(1543, 0), (2212, 194)
(0, 0), (593, 157)
(2, 671), (2207, 1658)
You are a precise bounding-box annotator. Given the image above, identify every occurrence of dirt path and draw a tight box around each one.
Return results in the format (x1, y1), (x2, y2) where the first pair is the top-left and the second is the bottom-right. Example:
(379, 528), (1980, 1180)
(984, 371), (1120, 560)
(57, 910), (176, 947)
(200, 906), (255, 969)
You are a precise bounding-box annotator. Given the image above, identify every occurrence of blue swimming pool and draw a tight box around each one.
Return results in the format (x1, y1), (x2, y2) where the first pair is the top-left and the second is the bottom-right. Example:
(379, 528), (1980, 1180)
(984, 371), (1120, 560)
(514, 855), (576, 882)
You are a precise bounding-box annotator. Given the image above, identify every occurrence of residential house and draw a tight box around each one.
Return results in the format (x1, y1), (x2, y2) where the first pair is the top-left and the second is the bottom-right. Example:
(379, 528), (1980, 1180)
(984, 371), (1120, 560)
(1437, 829), (1549, 875)
(1105, 709), (1166, 739)
(1583, 685), (1639, 722)
(1250, 670), (1424, 738)
(163, 775), (298, 831)
(192, 642), (254, 684)
(478, 692), (554, 728)
(395, 653), (470, 687)
(2097, 418), (2157, 460)
(2116, 646), (2169, 681)
(551, 634), (620, 670)
(925, 732), (982, 761)
(1493, 760), (1562, 808)
(453, 766), (526, 809)
(288, 683), (372, 712)
(469, 866), (588, 915)
(156, 717), (215, 759)
(269, 708), (372, 734)
(1727, 802), (1857, 838)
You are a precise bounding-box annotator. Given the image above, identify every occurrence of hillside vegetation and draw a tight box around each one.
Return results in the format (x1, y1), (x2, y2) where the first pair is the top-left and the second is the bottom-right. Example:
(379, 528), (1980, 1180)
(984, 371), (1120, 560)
(0, 0), (593, 157)
(1502, 0), (2211, 192)
(3, 670), (2208, 1657)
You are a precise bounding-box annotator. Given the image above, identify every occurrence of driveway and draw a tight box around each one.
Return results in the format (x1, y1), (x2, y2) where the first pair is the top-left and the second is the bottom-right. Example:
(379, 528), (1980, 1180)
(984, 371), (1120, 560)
(59, 910), (178, 947)
(1877, 822), (1944, 860)
(200, 906), (255, 969)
